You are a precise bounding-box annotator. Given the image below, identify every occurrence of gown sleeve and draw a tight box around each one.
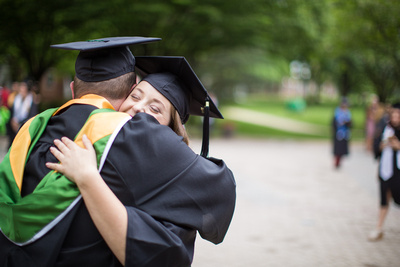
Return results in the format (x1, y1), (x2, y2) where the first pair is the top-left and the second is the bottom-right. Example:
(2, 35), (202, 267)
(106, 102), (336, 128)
(125, 207), (195, 266)
(102, 112), (236, 267)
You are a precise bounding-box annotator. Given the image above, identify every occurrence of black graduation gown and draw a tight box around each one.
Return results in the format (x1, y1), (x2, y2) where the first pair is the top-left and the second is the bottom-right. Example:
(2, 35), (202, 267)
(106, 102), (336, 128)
(332, 117), (350, 156)
(0, 103), (236, 267)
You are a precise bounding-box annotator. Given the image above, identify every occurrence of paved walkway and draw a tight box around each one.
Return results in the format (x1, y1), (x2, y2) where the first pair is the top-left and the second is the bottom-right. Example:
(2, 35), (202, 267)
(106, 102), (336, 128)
(190, 138), (400, 267)
(1, 136), (399, 267)
(223, 107), (328, 136)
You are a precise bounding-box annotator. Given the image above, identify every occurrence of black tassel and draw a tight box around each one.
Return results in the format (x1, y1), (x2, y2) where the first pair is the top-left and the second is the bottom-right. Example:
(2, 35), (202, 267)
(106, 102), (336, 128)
(200, 98), (210, 158)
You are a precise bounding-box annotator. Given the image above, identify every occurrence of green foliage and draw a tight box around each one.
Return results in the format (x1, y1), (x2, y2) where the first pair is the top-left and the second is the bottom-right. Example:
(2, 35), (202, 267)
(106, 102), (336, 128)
(324, 0), (400, 101)
(0, 0), (398, 105)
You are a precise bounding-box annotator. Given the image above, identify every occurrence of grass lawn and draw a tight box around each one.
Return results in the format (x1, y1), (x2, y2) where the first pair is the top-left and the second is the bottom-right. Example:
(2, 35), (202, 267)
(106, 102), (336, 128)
(193, 95), (367, 140)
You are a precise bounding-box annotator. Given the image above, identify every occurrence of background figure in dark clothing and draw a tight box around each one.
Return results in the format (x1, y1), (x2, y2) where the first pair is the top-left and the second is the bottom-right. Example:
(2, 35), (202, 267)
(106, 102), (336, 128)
(332, 97), (352, 168)
(6, 80), (38, 147)
(368, 103), (400, 241)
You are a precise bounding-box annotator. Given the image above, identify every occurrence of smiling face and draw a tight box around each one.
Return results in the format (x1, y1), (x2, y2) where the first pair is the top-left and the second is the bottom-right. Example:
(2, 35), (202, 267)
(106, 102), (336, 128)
(119, 80), (173, 126)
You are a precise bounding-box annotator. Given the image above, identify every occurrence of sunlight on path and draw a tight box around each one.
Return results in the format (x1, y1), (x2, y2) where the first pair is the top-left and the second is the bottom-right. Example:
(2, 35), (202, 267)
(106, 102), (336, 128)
(223, 107), (328, 136)
(192, 139), (400, 267)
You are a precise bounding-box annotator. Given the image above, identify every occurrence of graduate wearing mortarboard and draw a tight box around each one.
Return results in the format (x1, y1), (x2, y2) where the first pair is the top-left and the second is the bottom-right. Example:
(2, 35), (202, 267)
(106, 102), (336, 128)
(0, 38), (236, 267)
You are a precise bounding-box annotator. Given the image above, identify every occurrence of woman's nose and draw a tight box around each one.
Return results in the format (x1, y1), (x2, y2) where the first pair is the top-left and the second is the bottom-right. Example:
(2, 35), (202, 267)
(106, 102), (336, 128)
(133, 103), (145, 113)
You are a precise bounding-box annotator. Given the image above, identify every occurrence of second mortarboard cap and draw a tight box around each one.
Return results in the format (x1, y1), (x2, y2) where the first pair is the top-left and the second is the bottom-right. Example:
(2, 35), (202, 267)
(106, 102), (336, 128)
(135, 56), (223, 124)
(51, 37), (161, 82)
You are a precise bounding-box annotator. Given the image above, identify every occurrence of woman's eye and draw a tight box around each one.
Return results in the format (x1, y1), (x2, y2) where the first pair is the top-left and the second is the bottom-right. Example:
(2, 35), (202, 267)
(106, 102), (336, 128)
(131, 94), (140, 100)
(150, 106), (160, 113)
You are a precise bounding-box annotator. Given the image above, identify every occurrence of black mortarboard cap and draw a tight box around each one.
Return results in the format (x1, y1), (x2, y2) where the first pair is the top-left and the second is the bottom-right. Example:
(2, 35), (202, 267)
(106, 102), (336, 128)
(51, 37), (161, 82)
(135, 56), (223, 124)
(135, 56), (223, 158)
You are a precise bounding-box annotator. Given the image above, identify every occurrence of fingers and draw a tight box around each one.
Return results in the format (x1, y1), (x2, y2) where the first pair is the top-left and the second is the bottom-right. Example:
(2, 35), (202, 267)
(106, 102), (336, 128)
(49, 146), (64, 162)
(61, 136), (76, 149)
(45, 161), (63, 173)
(54, 136), (80, 153)
(82, 134), (94, 150)
(53, 138), (69, 154)
(50, 135), (92, 160)
(50, 136), (74, 161)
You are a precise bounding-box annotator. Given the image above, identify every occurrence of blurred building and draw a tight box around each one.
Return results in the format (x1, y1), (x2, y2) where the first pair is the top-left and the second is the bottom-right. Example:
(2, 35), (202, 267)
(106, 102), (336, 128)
(38, 69), (72, 104)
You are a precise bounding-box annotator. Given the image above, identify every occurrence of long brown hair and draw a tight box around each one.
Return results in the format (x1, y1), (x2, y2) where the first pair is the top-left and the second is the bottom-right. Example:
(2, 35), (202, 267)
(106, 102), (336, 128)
(169, 108), (189, 145)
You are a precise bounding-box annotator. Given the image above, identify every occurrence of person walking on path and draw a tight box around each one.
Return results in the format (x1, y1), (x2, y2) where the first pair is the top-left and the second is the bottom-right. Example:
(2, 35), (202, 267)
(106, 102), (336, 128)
(368, 103), (400, 241)
(332, 97), (352, 168)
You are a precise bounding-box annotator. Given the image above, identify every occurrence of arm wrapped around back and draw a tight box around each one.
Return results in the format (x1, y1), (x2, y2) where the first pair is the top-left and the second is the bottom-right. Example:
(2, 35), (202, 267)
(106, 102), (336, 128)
(102, 112), (236, 266)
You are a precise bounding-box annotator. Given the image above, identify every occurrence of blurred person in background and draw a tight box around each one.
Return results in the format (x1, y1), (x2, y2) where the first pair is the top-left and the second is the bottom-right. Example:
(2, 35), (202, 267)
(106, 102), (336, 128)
(365, 95), (385, 152)
(6, 82), (19, 108)
(6, 80), (38, 148)
(368, 103), (400, 241)
(0, 85), (11, 137)
(373, 104), (391, 160)
(0, 85), (10, 109)
(332, 97), (352, 168)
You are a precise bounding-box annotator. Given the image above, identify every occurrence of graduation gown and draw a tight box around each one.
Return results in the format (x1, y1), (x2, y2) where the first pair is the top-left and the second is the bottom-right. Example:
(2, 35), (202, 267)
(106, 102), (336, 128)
(332, 107), (351, 156)
(376, 125), (400, 206)
(0, 96), (236, 267)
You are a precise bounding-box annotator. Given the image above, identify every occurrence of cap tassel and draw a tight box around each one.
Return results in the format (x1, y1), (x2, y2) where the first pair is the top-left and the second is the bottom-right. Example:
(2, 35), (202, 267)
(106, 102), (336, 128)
(201, 98), (210, 158)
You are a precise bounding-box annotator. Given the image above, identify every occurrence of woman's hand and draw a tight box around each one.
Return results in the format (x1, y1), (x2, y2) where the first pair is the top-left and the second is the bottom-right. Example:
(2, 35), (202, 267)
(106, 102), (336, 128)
(389, 136), (400, 151)
(46, 135), (98, 185)
(47, 134), (128, 265)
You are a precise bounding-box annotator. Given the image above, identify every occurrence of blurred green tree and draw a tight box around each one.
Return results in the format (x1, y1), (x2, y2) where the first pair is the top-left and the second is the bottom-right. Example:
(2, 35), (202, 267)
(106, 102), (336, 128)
(0, 0), (114, 82)
(0, 0), (398, 104)
(321, 0), (400, 102)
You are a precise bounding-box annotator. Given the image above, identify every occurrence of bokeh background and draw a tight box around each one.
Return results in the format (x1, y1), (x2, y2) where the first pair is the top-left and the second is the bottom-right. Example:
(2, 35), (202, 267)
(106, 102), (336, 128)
(1, 1), (400, 266)
(0, 0), (399, 140)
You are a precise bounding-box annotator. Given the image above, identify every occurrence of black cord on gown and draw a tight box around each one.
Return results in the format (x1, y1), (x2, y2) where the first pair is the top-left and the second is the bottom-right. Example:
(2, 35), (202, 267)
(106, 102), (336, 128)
(200, 98), (210, 158)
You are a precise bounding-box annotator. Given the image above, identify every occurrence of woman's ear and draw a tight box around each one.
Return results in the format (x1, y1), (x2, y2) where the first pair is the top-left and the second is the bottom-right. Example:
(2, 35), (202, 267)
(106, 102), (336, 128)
(70, 81), (75, 99)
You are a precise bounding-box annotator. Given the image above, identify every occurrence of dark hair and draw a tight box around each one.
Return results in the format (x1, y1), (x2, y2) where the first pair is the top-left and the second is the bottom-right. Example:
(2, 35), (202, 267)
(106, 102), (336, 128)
(21, 79), (34, 92)
(392, 103), (400, 110)
(73, 72), (136, 100)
